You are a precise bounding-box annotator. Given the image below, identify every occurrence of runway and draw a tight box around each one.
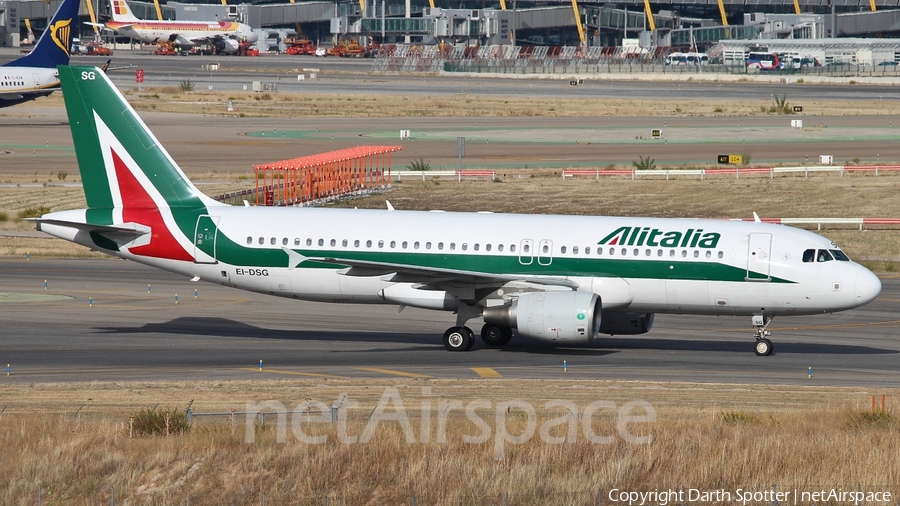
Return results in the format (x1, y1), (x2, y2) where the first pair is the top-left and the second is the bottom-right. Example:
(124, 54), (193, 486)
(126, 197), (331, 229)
(61, 51), (900, 102)
(2, 258), (898, 386)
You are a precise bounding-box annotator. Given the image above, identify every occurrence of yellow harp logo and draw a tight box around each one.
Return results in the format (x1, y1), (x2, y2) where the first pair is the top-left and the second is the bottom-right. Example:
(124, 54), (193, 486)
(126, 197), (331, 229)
(50, 19), (72, 56)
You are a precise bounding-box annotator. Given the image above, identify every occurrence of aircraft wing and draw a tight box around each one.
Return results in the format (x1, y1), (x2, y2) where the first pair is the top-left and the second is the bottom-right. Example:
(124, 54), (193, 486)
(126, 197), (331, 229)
(286, 250), (578, 289)
(90, 22), (134, 31)
(187, 35), (225, 44)
(0, 89), (57, 107)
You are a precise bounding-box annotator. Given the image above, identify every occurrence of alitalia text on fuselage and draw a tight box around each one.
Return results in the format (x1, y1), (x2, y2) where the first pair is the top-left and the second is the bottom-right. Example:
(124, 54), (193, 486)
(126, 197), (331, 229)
(599, 226), (721, 249)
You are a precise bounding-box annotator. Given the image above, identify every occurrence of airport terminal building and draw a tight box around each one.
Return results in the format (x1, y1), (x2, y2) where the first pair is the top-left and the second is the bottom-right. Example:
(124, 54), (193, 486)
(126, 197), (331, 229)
(4, 0), (900, 64)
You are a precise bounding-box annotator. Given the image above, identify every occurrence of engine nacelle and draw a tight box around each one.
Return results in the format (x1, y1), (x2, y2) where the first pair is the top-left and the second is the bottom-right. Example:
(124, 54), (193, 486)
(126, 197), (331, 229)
(599, 311), (655, 335)
(483, 291), (601, 342)
(217, 39), (240, 54)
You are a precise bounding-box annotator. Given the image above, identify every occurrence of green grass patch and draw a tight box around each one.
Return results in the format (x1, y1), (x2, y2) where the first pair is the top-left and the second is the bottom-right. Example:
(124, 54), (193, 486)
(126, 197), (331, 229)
(129, 407), (191, 436)
(17, 205), (51, 219)
(845, 408), (897, 430)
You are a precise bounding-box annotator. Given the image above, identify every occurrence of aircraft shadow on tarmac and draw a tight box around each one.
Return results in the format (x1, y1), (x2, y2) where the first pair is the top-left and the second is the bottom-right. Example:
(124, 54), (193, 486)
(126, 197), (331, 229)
(93, 317), (898, 356)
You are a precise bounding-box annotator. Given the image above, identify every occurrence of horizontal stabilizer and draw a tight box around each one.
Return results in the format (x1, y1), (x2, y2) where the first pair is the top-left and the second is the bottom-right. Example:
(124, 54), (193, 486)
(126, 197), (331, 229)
(29, 218), (150, 238)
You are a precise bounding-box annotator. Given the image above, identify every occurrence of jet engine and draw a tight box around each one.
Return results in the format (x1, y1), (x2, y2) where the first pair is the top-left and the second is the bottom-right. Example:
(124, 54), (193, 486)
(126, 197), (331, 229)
(599, 311), (654, 335)
(216, 39), (240, 54)
(483, 291), (601, 342)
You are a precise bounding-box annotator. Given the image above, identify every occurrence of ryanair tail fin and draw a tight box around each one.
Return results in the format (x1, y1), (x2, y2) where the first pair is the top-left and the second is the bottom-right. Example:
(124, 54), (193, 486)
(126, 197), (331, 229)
(4, 0), (81, 68)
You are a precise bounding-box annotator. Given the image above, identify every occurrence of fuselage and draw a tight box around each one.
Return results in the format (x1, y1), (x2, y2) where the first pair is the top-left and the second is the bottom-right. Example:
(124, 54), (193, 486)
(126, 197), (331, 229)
(106, 20), (257, 46)
(40, 206), (882, 317)
(0, 67), (60, 95)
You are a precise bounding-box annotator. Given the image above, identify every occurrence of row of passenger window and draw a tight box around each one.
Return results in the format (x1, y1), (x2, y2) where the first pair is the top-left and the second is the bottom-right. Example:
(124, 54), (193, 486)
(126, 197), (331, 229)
(248, 236), (519, 252)
(245, 236), (725, 259)
(1, 80), (26, 87)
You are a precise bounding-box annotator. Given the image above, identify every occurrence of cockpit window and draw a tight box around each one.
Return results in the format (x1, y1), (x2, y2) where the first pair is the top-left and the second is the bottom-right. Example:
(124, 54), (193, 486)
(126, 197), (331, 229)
(830, 249), (850, 261)
(816, 249), (834, 262)
(802, 249), (815, 263)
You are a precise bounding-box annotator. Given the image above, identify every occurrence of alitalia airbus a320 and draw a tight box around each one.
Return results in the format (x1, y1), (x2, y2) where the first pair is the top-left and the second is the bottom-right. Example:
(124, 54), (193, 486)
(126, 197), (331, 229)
(35, 66), (882, 356)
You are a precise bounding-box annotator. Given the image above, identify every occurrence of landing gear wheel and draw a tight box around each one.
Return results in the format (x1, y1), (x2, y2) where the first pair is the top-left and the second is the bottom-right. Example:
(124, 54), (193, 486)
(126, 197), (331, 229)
(443, 326), (473, 351)
(463, 326), (476, 351)
(480, 323), (513, 346)
(754, 338), (773, 356)
(751, 314), (774, 356)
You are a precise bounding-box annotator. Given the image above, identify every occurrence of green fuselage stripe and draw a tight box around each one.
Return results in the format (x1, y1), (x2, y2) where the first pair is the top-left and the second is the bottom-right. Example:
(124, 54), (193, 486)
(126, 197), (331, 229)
(207, 229), (792, 283)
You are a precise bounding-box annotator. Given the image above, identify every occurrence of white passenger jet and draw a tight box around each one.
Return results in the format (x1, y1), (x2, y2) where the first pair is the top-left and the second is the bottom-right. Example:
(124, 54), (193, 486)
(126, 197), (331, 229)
(36, 65), (882, 356)
(0, 0), (80, 107)
(89, 0), (257, 53)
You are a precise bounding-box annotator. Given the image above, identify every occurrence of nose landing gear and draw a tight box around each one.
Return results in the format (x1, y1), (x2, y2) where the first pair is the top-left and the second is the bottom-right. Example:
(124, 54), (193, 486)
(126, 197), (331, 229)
(752, 314), (773, 356)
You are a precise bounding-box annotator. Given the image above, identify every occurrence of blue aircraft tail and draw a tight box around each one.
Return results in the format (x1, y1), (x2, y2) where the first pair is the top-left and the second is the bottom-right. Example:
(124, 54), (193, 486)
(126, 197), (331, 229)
(3, 0), (80, 68)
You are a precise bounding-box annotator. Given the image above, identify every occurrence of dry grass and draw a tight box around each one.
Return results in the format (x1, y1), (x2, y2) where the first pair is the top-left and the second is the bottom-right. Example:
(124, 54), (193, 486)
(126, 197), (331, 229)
(20, 88), (900, 118)
(0, 379), (897, 504)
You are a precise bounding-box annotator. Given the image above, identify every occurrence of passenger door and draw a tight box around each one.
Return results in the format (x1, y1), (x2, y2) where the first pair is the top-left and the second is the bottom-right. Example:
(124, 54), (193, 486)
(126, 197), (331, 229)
(538, 239), (553, 266)
(518, 239), (533, 265)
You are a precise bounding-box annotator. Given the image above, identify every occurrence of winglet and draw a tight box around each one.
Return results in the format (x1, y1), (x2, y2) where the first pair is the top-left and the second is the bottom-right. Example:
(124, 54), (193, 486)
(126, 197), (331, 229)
(752, 212), (761, 223)
(386, 200), (395, 211)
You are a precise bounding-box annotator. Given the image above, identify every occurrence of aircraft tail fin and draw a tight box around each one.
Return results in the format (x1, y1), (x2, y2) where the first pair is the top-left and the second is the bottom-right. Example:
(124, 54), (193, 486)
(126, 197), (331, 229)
(109, 0), (141, 22)
(57, 65), (224, 260)
(58, 65), (223, 212)
(3, 0), (80, 68)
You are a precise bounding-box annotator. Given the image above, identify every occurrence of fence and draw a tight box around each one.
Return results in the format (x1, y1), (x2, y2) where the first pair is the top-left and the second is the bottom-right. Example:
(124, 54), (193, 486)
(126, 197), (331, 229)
(394, 169), (497, 181)
(372, 43), (678, 74)
(372, 43), (900, 77)
(562, 164), (900, 180)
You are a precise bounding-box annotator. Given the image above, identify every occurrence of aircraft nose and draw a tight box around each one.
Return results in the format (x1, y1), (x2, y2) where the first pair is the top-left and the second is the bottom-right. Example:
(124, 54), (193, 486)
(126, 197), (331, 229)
(247, 30), (259, 43)
(855, 267), (882, 306)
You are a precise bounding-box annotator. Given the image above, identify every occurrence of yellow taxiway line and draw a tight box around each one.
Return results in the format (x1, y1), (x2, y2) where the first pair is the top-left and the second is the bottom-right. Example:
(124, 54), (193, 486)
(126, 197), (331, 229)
(239, 368), (346, 378)
(471, 367), (503, 378)
(354, 367), (432, 379)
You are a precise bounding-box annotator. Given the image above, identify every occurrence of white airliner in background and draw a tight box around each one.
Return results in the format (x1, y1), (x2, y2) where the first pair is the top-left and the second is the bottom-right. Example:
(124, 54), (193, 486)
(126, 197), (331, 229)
(35, 65), (882, 356)
(89, 0), (257, 53)
(0, 0), (80, 108)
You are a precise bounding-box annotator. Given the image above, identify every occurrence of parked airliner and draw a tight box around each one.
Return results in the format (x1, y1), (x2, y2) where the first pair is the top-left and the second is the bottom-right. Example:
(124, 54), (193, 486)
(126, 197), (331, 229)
(89, 0), (257, 53)
(36, 65), (882, 356)
(0, 0), (80, 107)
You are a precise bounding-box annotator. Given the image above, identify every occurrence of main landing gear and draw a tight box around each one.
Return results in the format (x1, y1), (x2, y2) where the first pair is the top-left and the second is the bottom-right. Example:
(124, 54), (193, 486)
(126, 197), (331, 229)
(441, 324), (514, 351)
(752, 314), (774, 356)
(442, 304), (514, 351)
(480, 323), (513, 346)
(443, 326), (475, 351)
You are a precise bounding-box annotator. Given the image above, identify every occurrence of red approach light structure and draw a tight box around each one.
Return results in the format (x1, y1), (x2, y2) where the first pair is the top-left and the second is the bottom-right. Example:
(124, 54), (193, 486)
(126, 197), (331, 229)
(254, 146), (402, 206)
